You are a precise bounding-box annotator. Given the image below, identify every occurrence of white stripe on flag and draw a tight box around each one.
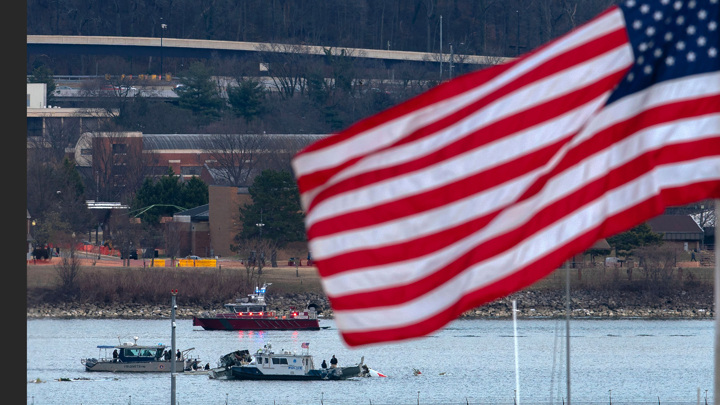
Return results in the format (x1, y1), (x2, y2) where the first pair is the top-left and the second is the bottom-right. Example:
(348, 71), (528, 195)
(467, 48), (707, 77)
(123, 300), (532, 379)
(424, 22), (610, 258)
(333, 156), (720, 333)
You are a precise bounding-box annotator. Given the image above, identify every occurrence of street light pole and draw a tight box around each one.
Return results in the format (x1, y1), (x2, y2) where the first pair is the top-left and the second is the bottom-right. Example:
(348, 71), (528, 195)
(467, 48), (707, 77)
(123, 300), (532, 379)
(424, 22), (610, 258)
(160, 19), (167, 78)
(256, 209), (265, 237)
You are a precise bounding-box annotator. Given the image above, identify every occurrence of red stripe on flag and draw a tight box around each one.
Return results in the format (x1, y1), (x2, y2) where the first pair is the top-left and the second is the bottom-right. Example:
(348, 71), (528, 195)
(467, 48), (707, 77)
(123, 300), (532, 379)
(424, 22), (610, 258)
(338, 180), (720, 347)
(295, 15), (628, 194)
(304, 70), (630, 220)
(291, 1), (720, 347)
(518, 95), (720, 201)
(326, 136), (720, 310)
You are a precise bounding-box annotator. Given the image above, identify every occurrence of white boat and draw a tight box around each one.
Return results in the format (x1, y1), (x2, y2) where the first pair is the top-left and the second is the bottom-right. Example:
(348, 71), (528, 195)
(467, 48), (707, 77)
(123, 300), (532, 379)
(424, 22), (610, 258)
(225, 343), (364, 380)
(81, 337), (201, 372)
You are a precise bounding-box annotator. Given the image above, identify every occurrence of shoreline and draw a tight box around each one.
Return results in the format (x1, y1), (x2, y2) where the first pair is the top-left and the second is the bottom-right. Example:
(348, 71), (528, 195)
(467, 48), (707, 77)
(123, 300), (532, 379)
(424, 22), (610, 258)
(26, 288), (715, 321)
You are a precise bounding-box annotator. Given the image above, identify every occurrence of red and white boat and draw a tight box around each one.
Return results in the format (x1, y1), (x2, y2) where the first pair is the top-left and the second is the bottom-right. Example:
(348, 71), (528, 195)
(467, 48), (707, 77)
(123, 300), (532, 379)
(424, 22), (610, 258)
(192, 283), (322, 331)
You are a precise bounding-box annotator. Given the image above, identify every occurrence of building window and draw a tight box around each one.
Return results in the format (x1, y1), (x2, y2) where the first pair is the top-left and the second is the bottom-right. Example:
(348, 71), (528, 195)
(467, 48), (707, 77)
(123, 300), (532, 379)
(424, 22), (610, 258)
(27, 117), (43, 137)
(181, 166), (202, 176)
(112, 143), (128, 154)
(81, 148), (93, 156)
(150, 166), (169, 176)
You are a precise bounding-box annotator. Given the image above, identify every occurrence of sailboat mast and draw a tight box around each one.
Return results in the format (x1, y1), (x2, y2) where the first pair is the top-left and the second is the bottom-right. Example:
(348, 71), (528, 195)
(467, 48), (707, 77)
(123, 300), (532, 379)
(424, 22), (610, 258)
(714, 200), (719, 404)
(513, 300), (520, 405)
(566, 266), (571, 405)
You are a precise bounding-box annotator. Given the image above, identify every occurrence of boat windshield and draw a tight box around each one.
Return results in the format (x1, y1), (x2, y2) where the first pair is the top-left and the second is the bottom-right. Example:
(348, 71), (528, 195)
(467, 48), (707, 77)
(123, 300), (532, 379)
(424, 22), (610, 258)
(228, 304), (266, 312)
(122, 348), (163, 358)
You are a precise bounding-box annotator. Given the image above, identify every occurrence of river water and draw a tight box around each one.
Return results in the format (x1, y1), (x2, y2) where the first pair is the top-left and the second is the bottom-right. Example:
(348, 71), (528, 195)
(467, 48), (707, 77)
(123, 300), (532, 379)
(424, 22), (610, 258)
(26, 318), (713, 405)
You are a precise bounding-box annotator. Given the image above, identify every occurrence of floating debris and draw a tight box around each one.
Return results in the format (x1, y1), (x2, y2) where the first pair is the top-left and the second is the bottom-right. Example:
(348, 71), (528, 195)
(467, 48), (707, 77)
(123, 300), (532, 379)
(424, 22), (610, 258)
(57, 377), (95, 382)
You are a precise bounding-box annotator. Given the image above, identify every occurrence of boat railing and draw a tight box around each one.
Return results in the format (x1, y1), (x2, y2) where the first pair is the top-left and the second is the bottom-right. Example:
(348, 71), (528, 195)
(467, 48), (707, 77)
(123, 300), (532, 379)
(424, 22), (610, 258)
(216, 311), (278, 318)
(209, 308), (318, 320)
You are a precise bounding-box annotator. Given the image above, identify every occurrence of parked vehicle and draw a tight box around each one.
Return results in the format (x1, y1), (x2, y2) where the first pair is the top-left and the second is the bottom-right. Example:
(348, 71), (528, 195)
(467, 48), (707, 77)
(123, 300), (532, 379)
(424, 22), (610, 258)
(121, 249), (138, 260)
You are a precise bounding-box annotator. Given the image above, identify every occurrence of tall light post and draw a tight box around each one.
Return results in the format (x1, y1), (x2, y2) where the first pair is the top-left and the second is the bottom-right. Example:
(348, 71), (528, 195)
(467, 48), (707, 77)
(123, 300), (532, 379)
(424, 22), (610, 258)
(255, 209), (265, 237)
(160, 19), (167, 78)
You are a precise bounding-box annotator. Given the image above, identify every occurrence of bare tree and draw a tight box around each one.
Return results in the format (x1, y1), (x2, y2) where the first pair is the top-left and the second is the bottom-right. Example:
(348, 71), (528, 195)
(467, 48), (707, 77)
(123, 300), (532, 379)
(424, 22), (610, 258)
(232, 238), (279, 290)
(634, 245), (679, 291)
(692, 200), (716, 228)
(665, 200), (716, 228)
(202, 133), (266, 187)
(259, 135), (320, 173)
(83, 131), (149, 204)
(54, 236), (82, 295)
(107, 212), (142, 267)
(256, 42), (312, 99)
(164, 221), (185, 266)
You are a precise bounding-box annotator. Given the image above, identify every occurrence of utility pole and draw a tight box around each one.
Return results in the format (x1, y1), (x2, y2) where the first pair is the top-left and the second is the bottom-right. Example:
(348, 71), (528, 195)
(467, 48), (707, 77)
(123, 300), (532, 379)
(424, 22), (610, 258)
(449, 43), (454, 78)
(439, 15), (443, 79)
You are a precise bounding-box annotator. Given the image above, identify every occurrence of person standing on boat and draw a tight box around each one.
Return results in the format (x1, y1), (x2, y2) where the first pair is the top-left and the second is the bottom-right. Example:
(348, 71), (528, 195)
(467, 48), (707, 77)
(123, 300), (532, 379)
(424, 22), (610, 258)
(176, 350), (182, 360)
(321, 359), (327, 369)
(330, 355), (338, 368)
(112, 350), (118, 362)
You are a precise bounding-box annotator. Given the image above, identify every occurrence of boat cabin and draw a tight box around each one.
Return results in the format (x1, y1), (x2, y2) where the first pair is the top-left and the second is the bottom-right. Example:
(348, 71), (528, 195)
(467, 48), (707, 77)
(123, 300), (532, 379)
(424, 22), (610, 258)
(224, 283), (270, 314)
(251, 344), (315, 375)
(224, 302), (267, 313)
(94, 342), (168, 363)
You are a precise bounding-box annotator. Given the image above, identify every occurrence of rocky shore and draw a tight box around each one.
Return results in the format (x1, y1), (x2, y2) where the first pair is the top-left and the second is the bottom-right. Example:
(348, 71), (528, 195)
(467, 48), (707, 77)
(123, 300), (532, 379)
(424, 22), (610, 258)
(26, 288), (715, 320)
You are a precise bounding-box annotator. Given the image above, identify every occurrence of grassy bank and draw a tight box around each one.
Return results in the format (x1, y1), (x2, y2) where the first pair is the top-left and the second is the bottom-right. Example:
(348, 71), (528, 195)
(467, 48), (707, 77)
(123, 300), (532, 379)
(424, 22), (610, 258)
(27, 262), (324, 308)
(27, 261), (715, 310)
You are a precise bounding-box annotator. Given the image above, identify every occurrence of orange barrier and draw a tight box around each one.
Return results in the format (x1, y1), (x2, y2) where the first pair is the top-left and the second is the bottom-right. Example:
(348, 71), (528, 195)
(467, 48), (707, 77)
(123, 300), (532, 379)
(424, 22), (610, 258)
(177, 259), (217, 267)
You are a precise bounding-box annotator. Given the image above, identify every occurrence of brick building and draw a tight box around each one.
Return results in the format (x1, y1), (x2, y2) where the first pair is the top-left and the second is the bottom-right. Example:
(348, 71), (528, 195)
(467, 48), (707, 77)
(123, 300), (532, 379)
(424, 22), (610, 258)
(647, 214), (704, 251)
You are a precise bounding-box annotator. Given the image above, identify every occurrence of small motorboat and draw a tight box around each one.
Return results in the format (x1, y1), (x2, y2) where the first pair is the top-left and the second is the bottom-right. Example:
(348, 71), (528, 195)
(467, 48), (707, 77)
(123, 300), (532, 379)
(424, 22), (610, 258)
(81, 336), (201, 373)
(223, 343), (363, 381)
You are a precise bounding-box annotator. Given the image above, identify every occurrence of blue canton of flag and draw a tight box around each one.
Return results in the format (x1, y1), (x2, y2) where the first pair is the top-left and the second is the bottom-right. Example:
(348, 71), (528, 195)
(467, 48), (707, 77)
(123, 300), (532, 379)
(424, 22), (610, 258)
(609, 0), (719, 103)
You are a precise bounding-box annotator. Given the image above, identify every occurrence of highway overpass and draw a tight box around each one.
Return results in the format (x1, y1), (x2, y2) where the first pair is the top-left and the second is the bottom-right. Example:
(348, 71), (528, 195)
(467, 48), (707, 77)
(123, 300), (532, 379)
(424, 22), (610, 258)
(27, 35), (512, 67)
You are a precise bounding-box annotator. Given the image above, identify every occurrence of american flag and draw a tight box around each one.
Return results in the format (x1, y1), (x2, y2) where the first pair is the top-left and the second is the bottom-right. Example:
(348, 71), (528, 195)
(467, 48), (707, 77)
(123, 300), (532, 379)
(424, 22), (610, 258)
(301, 342), (309, 349)
(292, 0), (720, 347)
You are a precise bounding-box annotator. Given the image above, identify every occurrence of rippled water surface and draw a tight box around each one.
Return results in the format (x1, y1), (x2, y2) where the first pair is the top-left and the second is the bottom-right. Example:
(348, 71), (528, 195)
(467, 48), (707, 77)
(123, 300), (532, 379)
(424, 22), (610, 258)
(26, 318), (713, 404)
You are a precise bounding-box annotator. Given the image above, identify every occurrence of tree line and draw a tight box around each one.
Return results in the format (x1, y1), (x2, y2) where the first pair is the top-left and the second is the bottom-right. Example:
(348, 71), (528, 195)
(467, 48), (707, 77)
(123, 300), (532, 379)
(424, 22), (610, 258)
(28, 0), (618, 65)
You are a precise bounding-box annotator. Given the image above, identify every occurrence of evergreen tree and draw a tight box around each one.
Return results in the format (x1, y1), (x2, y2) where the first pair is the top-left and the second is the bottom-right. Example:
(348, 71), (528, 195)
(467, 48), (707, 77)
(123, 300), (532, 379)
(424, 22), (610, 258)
(29, 65), (56, 105)
(228, 78), (266, 123)
(175, 62), (224, 124)
(239, 170), (306, 246)
(607, 223), (664, 256)
(131, 168), (208, 225)
(179, 176), (210, 209)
